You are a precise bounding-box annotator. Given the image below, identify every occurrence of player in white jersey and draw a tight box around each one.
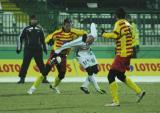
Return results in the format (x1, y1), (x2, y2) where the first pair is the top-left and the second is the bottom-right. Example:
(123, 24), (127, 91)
(51, 23), (106, 94)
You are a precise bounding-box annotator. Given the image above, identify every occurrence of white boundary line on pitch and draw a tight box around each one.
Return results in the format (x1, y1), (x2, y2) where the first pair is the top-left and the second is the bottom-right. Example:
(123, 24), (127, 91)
(0, 76), (160, 83)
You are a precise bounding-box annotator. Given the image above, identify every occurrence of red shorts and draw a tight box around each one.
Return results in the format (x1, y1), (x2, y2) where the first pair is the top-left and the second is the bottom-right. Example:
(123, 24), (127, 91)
(111, 55), (131, 73)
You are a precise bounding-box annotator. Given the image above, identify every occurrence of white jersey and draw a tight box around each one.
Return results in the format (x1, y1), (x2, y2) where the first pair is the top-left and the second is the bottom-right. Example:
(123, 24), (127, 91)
(76, 48), (97, 68)
(76, 23), (98, 68)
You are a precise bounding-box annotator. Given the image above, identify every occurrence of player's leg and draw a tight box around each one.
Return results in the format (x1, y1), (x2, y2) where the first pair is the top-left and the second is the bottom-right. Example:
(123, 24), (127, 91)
(50, 55), (67, 94)
(27, 51), (53, 94)
(55, 37), (84, 54)
(105, 56), (125, 106)
(34, 48), (49, 83)
(87, 67), (97, 88)
(116, 71), (141, 94)
(27, 75), (44, 94)
(18, 48), (32, 84)
(86, 65), (105, 94)
(116, 71), (145, 102)
(76, 52), (91, 94)
(28, 65), (51, 94)
(117, 55), (145, 102)
(81, 77), (90, 94)
(91, 65), (106, 94)
(87, 51), (105, 94)
(104, 69), (120, 107)
(27, 49), (46, 94)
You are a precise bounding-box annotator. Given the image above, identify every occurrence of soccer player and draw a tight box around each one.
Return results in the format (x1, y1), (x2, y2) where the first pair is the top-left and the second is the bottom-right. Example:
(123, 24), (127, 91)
(52, 23), (106, 94)
(27, 18), (87, 94)
(101, 8), (145, 107)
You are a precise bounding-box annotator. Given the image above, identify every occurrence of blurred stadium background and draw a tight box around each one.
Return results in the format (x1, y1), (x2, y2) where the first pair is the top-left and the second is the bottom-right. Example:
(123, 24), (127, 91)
(0, 0), (160, 113)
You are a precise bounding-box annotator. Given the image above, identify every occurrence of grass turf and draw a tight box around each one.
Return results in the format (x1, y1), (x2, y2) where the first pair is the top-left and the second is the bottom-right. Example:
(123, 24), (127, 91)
(0, 82), (160, 113)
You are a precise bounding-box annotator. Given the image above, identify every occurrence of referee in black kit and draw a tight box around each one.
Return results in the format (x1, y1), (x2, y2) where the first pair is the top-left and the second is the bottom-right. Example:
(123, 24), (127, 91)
(16, 15), (48, 84)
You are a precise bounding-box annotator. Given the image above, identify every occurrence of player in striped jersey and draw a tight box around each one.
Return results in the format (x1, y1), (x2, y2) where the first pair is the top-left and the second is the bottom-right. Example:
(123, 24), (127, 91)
(101, 8), (145, 107)
(27, 18), (87, 94)
(51, 23), (106, 94)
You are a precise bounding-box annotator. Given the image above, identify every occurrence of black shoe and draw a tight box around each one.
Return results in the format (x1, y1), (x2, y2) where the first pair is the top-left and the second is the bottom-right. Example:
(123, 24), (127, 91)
(137, 91), (146, 103)
(17, 78), (25, 84)
(80, 87), (90, 94)
(97, 89), (106, 94)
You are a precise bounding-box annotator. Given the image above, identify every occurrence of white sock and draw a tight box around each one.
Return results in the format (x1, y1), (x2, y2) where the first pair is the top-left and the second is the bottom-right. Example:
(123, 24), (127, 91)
(82, 77), (90, 88)
(88, 74), (100, 91)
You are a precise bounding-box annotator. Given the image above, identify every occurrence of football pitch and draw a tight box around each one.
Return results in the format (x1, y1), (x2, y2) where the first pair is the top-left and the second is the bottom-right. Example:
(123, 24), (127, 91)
(0, 82), (160, 113)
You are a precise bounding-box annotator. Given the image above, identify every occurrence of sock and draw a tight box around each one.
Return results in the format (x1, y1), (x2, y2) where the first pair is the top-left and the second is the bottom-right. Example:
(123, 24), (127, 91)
(82, 77), (90, 88)
(53, 77), (61, 87)
(32, 75), (44, 88)
(109, 81), (119, 104)
(125, 77), (142, 94)
(88, 74), (100, 91)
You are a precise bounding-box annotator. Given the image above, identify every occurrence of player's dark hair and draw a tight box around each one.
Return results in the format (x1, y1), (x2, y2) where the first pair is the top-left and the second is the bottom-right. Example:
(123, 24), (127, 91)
(115, 7), (126, 19)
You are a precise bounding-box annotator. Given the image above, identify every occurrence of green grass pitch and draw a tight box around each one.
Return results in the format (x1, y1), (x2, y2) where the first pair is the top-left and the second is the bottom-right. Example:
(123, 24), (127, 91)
(0, 82), (160, 113)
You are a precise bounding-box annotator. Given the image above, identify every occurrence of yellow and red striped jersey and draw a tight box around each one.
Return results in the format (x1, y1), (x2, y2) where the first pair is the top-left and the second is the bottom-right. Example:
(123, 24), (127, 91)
(45, 28), (87, 54)
(102, 19), (133, 57)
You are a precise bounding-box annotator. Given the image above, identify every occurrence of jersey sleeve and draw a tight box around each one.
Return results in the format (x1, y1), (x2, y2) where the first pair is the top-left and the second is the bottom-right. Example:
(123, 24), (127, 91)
(39, 28), (47, 51)
(17, 27), (26, 50)
(45, 33), (53, 44)
(102, 22), (120, 39)
(71, 28), (87, 36)
(45, 29), (61, 44)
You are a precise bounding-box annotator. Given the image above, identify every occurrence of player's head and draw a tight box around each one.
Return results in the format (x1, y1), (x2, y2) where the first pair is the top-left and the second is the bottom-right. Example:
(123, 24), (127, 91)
(115, 7), (126, 20)
(29, 15), (38, 26)
(63, 18), (72, 33)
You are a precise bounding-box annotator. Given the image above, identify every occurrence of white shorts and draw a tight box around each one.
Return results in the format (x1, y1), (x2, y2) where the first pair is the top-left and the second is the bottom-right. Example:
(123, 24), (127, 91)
(76, 50), (97, 69)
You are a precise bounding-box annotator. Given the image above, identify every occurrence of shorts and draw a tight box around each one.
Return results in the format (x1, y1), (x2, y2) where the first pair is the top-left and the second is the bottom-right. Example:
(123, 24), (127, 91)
(76, 50), (97, 69)
(111, 55), (131, 73)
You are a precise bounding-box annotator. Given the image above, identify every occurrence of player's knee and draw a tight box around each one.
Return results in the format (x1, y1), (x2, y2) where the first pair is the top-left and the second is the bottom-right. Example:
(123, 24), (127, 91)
(91, 65), (99, 74)
(108, 70), (116, 84)
(116, 71), (126, 82)
(86, 67), (93, 76)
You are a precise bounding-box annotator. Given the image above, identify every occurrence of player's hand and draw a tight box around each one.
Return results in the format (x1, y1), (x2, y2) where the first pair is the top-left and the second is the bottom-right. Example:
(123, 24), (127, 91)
(86, 35), (94, 45)
(16, 49), (21, 54)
